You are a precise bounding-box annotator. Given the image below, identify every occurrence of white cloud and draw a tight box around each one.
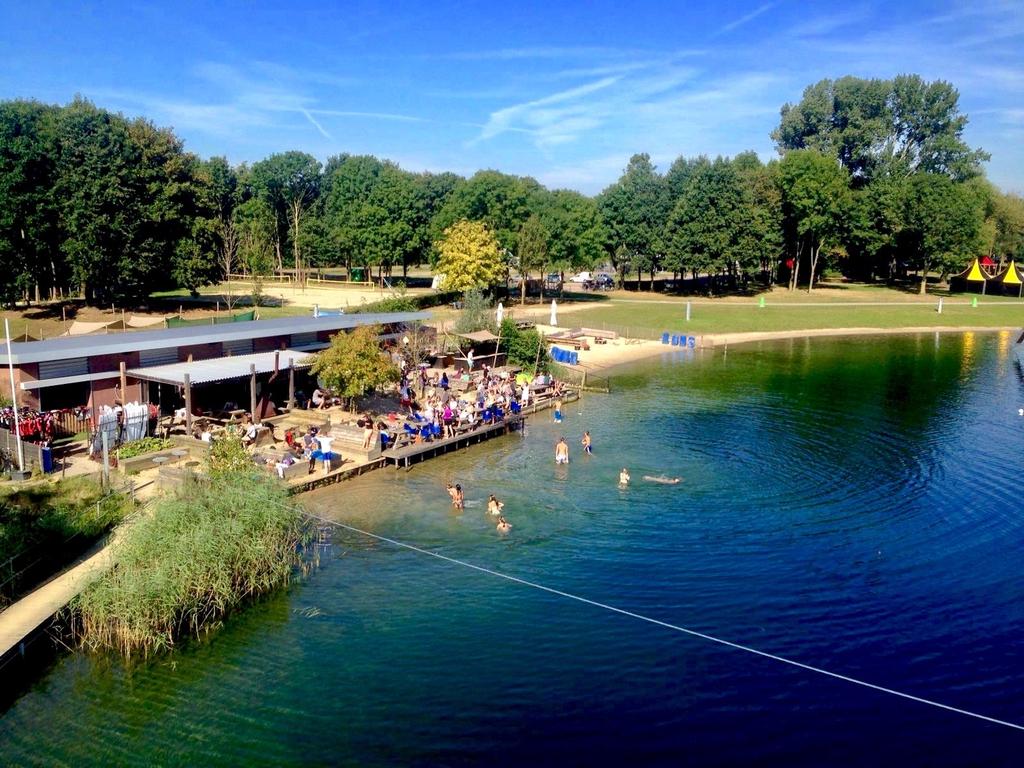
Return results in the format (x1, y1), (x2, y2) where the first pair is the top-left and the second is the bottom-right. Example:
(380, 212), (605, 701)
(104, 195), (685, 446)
(715, 2), (778, 36)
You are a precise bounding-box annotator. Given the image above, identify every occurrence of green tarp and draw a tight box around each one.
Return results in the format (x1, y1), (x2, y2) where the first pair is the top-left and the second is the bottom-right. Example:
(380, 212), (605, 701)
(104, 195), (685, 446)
(166, 310), (257, 327)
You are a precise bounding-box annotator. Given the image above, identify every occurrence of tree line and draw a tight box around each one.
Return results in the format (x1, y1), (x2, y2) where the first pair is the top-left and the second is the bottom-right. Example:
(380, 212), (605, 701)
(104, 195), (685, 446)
(1, 75), (1022, 306)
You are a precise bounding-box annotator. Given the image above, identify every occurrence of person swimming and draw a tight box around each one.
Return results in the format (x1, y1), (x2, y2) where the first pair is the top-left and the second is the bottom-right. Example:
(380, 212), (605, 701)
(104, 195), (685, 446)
(642, 475), (682, 485)
(553, 398), (563, 423)
(487, 494), (504, 515)
(496, 515), (512, 533)
(581, 431), (592, 454)
(619, 467), (630, 486)
(453, 484), (464, 509)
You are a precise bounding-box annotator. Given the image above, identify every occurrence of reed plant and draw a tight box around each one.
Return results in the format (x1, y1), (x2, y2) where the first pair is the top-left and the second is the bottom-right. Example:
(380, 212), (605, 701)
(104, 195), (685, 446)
(74, 466), (305, 656)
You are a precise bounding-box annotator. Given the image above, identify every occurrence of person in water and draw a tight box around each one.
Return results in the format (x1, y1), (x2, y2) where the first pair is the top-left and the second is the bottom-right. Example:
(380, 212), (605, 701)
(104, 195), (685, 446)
(496, 515), (512, 533)
(447, 483), (465, 509)
(643, 475), (682, 485)
(555, 436), (570, 464)
(487, 494), (504, 515)
(581, 431), (592, 454)
(553, 398), (563, 423)
(619, 468), (630, 486)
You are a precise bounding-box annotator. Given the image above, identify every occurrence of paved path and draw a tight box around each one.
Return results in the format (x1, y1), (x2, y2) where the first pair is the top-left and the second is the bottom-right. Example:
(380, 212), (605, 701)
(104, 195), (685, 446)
(0, 540), (115, 660)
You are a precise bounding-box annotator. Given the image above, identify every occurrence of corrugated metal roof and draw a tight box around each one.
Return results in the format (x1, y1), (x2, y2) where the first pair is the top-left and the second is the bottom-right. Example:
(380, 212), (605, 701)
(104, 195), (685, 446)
(0, 312), (429, 365)
(127, 349), (317, 386)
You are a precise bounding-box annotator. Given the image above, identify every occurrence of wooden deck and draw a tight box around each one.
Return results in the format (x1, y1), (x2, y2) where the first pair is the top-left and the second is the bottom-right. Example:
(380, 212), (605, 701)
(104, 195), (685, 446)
(380, 390), (580, 470)
(382, 417), (524, 469)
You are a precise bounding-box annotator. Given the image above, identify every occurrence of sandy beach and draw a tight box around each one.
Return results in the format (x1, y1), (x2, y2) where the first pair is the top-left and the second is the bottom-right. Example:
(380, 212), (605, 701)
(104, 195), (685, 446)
(547, 324), (1022, 373)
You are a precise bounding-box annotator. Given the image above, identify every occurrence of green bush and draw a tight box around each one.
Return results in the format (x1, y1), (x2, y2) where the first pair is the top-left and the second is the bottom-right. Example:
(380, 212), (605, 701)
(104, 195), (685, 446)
(117, 437), (172, 460)
(74, 470), (305, 655)
(500, 318), (548, 372)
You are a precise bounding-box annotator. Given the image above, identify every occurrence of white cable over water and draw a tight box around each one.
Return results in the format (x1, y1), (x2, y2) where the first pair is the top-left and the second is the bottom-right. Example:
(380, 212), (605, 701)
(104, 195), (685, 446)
(307, 512), (1024, 733)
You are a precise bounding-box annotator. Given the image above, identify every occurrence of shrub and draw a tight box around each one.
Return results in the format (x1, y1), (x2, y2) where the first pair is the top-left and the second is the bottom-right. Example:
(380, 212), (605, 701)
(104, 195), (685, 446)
(117, 437), (172, 460)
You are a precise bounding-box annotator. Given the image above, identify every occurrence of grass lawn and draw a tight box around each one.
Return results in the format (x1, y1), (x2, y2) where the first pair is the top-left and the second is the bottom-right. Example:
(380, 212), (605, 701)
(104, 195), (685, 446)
(555, 287), (1024, 338)
(0, 477), (134, 605)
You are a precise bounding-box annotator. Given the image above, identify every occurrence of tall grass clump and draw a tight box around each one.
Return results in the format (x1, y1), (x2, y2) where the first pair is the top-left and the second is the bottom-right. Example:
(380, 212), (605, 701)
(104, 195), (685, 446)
(74, 441), (305, 656)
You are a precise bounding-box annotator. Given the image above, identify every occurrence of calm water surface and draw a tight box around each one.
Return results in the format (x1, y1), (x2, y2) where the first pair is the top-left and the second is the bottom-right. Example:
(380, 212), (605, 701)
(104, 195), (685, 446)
(2, 333), (1023, 766)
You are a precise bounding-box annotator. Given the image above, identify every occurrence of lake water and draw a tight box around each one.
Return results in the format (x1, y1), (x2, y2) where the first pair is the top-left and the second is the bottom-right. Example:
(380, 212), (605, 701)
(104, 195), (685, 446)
(1, 332), (1023, 766)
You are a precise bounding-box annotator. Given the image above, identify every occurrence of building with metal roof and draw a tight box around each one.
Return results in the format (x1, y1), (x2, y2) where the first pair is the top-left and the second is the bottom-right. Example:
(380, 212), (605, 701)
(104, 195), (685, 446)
(1, 311), (429, 412)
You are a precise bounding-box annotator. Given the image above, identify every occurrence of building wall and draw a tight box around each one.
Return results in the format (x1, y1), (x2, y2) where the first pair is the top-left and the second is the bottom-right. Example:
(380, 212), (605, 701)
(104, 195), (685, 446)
(178, 342), (223, 362)
(1, 363), (40, 409)
(253, 335), (289, 352)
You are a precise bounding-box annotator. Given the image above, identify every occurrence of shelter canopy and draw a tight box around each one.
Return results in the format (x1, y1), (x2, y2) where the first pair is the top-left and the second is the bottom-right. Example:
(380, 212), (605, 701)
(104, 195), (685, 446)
(455, 330), (499, 343)
(126, 349), (315, 386)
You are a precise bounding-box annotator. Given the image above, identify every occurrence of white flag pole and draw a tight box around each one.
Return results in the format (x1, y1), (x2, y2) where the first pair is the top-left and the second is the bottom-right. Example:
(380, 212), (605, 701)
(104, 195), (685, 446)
(4, 318), (25, 472)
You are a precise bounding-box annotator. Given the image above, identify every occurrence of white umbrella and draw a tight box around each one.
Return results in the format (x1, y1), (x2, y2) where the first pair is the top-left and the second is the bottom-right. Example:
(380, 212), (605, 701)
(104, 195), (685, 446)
(496, 301), (504, 325)
(550, 299), (558, 327)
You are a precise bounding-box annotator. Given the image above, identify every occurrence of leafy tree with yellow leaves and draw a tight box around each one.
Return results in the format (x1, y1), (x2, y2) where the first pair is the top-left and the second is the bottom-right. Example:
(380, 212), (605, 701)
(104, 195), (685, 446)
(435, 220), (504, 292)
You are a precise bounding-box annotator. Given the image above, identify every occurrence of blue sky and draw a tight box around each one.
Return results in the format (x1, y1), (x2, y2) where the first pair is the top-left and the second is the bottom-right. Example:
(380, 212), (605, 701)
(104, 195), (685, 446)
(1, 0), (1021, 194)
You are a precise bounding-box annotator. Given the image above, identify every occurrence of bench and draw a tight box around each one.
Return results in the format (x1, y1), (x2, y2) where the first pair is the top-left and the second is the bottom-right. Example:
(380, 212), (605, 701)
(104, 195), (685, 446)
(324, 424), (382, 462)
(257, 448), (313, 481)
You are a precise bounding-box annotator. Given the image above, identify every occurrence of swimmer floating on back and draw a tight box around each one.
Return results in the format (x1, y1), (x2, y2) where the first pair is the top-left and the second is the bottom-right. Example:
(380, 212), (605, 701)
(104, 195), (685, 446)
(643, 474), (682, 485)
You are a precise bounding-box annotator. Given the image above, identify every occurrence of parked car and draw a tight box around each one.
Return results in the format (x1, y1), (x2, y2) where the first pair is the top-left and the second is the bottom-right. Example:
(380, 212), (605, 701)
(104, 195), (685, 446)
(590, 273), (614, 290)
(568, 271), (592, 284)
(544, 272), (562, 290)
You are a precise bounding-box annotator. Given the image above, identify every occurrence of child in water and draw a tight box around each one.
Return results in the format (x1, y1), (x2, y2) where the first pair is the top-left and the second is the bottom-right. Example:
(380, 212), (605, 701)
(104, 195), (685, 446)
(496, 515), (512, 533)
(619, 468), (630, 486)
(487, 494), (504, 515)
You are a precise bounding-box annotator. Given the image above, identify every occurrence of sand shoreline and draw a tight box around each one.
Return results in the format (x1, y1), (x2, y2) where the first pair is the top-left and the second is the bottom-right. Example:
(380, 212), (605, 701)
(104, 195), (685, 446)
(563, 325), (1022, 375)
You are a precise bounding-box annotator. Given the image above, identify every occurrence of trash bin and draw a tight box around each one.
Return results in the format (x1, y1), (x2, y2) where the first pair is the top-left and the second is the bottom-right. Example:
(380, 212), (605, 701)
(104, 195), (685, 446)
(41, 446), (53, 473)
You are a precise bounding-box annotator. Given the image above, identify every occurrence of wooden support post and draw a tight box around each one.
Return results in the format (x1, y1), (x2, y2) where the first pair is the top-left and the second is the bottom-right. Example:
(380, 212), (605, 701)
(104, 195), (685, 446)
(119, 361), (127, 404)
(184, 373), (193, 435)
(288, 358), (295, 409)
(250, 364), (257, 419)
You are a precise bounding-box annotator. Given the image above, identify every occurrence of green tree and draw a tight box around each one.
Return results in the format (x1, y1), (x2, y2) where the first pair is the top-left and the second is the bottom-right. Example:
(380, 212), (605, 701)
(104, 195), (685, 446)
(515, 214), (549, 302)
(900, 173), (984, 293)
(452, 288), (496, 334)
(774, 75), (989, 183)
(435, 220), (504, 292)
(250, 151), (321, 284)
(540, 189), (608, 279)
(779, 149), (851, 291)
(991, 191), (1024, 265)
(845, 176), (907, 282)
(665, 158), (749, 291)
(598, 153), (668, 287)
(432, 170), (539, 255)
(322, 154), (385, 279)
(54, 99), (198, 305)
(736, 155), (784, 285)
(234, 197), (276, 304)
(0, 100), (63, 304)
(311, 325), (400, 410)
